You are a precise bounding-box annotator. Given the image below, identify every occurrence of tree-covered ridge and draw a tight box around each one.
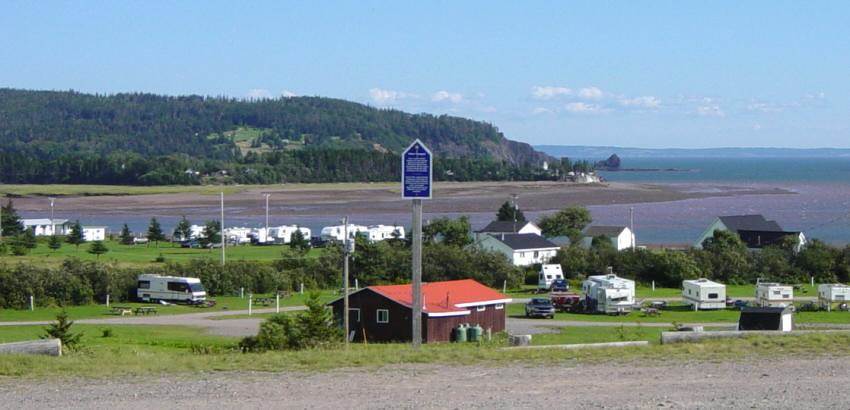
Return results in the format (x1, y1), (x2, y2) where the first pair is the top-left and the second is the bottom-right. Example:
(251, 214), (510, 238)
(0, 88), (551, 184)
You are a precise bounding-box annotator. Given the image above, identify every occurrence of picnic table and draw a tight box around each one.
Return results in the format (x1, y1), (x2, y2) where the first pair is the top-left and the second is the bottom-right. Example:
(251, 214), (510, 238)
(253, 297), (274, 306)
(110, 306), (134, 316)
(641, 307), (661, 317)
(134, 306), (158, 315)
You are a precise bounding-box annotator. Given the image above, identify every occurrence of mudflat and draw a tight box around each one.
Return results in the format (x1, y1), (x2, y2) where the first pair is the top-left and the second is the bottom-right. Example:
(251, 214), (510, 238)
(10, 181), (790, 218)
(2, 357), (846, 409)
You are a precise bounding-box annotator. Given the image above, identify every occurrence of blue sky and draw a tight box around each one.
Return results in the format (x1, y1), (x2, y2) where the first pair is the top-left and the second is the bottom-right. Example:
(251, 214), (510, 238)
(2, 1), (848, 148)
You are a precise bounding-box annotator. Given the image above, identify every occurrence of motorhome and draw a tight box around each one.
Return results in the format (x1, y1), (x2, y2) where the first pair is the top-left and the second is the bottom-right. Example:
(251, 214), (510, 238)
(538, 264), (565, 290)
(137, 274), (207, 304)
(582, 271), (635, 314)
(755, 282), (793, 308)
(682, 278), (727, 310)
(818, 283), (850, 311)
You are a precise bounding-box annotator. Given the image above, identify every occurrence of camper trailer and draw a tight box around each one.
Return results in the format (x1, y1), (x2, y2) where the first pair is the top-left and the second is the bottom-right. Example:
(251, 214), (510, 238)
(582, 272), (635, 314)
(366, 225), (405, 242)
(538, 264), (565, 290)
(818, 283), (850, 311)
(682, 278), (727, 310)
(755, 282), (793, 308)
(320, 224), (368, 242)
(136, 274), (207, 304)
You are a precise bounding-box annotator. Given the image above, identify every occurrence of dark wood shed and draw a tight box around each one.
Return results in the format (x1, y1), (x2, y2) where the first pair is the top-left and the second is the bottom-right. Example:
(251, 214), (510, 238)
(328, 279), (512, 343)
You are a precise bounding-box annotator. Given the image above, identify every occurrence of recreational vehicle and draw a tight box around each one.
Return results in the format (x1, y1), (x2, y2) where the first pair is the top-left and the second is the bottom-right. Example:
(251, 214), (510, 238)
(682, 278), (727, 310)
(137, 274), (207, 304)
(818, 283), (850, 311)
(755, 282), (793, 308)
(538, 264), (565, 290)
(320, 224), (368, 242)
(366, 225), (405, 242)
(582, 272), (635, 314)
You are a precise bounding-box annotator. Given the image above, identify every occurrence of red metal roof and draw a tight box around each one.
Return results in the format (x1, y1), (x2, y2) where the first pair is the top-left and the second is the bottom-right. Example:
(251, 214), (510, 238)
(369, 279), (511, 314)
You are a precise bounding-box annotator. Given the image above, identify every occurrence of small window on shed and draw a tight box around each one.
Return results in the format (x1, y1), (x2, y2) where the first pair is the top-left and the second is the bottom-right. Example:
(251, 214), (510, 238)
(377, 309), (389, 323)
(476, 305), (486, 312)
(708, 293), (719, 299)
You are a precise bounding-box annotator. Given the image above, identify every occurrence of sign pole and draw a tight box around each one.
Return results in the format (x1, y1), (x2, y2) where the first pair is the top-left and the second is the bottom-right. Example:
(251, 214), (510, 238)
(411, 198), (423, 348)
(401, 139), (431, 349)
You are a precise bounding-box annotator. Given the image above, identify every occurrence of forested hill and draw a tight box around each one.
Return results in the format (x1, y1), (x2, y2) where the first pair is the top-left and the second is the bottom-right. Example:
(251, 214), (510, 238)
(0, 88), (551, 185)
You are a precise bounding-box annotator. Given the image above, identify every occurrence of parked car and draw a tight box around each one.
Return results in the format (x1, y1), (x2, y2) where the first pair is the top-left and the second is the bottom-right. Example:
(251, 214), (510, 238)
(550, 279), (569, 292)
(525, 298), (556, 319)
(732, 299), (749, 310)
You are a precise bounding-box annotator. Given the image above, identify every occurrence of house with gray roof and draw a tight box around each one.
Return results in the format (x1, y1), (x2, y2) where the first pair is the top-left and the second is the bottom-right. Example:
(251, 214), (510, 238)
(694, 214), (806, 251)
(473, 233), (559, 266)
(580, 225), (635, 251)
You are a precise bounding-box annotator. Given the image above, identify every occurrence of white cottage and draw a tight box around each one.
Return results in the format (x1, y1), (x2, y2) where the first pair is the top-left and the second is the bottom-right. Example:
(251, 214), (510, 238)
(21, 218), (68, 236)
(755, 282), (794, 308)
(682, 278), (727, 310)
(582, 272), (636, 314)
(580, 226), (635, 251)
(473, 233), (559, 267)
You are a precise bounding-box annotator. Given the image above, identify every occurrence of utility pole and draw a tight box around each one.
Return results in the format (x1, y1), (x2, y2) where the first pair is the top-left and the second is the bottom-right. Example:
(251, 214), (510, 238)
(220, 192), (226, 265)
(343, 216), (350, 347)
(264, 193), (271, 244)
(629, 207), (635, 251)
(511, 193), (519, 233)
(49, 197), (55, 235)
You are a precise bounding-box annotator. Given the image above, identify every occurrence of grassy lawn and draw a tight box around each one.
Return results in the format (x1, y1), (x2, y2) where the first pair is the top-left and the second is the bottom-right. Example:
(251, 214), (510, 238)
(2, 323), (850, 378)
(0, 238), (323, 267)
(0, 291), (335, 322)
(531, 326), (668, 345)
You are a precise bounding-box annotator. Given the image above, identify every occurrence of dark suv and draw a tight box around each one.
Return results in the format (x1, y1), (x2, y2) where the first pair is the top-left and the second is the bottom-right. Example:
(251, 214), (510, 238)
(525, 298), (556, 319)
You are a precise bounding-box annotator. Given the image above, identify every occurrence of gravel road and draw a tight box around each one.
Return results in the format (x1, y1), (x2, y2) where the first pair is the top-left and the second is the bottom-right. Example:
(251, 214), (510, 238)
(2, 357), (849, 409)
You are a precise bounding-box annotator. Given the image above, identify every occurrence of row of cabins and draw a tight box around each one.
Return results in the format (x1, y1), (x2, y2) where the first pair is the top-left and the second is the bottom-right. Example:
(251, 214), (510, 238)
(20, 219), (106, 241)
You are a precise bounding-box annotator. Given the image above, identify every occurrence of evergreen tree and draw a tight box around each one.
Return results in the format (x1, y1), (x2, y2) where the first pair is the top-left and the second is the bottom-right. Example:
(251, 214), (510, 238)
(0, 199), (24, 237)
(200, 220), (221, 249)
(66, 220), (85, 249)
(146, 217), (166, 247)
(174, 216), (192, 241)
(48, 235), (62, 252)
(42, 311), (83, 350)
(119, 224), (133, 245)
(87, 240), (109, 260)
(289, 228), (310, 253)
(496, 200), (526, 222)
(21, 227), (38, 249)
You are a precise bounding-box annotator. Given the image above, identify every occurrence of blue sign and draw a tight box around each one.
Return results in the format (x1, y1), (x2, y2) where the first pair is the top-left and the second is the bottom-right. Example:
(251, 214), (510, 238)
(402, 139), (433, 199)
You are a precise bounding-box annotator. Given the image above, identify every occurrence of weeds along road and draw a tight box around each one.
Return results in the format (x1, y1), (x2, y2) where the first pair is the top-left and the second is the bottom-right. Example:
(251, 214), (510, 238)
(3, 357), (850, 409)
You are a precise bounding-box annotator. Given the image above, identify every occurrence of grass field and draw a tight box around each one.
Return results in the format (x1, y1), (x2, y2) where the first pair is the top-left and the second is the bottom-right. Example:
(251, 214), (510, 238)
(0, 238), (322, 267)
(2, 323), (850, 378)
(0, 291), (335, 322)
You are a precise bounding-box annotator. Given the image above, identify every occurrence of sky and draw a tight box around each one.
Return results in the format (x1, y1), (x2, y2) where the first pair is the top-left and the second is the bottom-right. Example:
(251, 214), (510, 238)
(2, 1), (849, 148)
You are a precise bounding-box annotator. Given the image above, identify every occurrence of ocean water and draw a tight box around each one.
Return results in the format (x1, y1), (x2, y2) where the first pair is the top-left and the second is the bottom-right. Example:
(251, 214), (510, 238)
(26, 158), (850, 246)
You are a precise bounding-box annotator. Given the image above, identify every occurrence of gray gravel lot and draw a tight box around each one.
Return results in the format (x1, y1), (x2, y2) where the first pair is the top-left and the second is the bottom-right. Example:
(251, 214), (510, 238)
(1, 357), (849, 409)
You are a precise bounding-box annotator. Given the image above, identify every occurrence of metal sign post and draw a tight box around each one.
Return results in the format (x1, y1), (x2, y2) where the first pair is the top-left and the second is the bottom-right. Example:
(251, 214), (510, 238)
(402, 139), (432, 349)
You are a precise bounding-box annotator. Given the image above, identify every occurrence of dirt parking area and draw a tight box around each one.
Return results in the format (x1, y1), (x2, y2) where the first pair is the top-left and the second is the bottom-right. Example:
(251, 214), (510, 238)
(2, 357), (847, 409)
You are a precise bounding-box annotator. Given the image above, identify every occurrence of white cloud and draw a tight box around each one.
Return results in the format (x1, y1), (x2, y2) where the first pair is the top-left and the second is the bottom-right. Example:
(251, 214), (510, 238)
(431, 90), (464, 103)
(696, 104), (725, 117)
(246, 88), (272, 99)
(532, 107), (554, 115)
(369, 88), (406, 104)
(565, 102), (605, 114)
(619, 96), (661, 109)
(578, 86), (604, 100)
(282, 90), (298, 98)
(532, 85), (572, 99)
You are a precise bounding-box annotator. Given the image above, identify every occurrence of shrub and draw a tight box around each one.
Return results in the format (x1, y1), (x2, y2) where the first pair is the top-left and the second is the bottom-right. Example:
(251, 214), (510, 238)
(42, 311), (83, 350)
(240, 293), (339, 352)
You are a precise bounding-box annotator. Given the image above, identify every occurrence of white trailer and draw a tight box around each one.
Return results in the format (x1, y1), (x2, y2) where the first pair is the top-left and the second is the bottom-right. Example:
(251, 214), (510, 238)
(682, 278), (727, 310)
(582, 273), (635, 314)
(320, 224), (368, 242)
(137, 274), (207, 304)
(818, 283), (850, 311)
(755, 282), (793, 308)
(538, 264), (565, 290)
(366, 225), (405, 242)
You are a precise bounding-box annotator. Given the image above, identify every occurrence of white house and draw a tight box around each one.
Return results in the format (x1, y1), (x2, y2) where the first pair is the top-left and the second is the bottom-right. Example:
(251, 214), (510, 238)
(580, 226), (635, 251)
(82, 226), (107, 242)
(475, 220), (542, 238)
(473, 233), (559, 267)
(817, 283), (850, 311)
(366, 225), (405, 242)
(694, 215), (806, 252)
(21, 218), (68, 236)
(582, 271), (636, 314)
(320, 224), (368, 242)
(755, 282), (794, 308)
(682, 278), (727, 310)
